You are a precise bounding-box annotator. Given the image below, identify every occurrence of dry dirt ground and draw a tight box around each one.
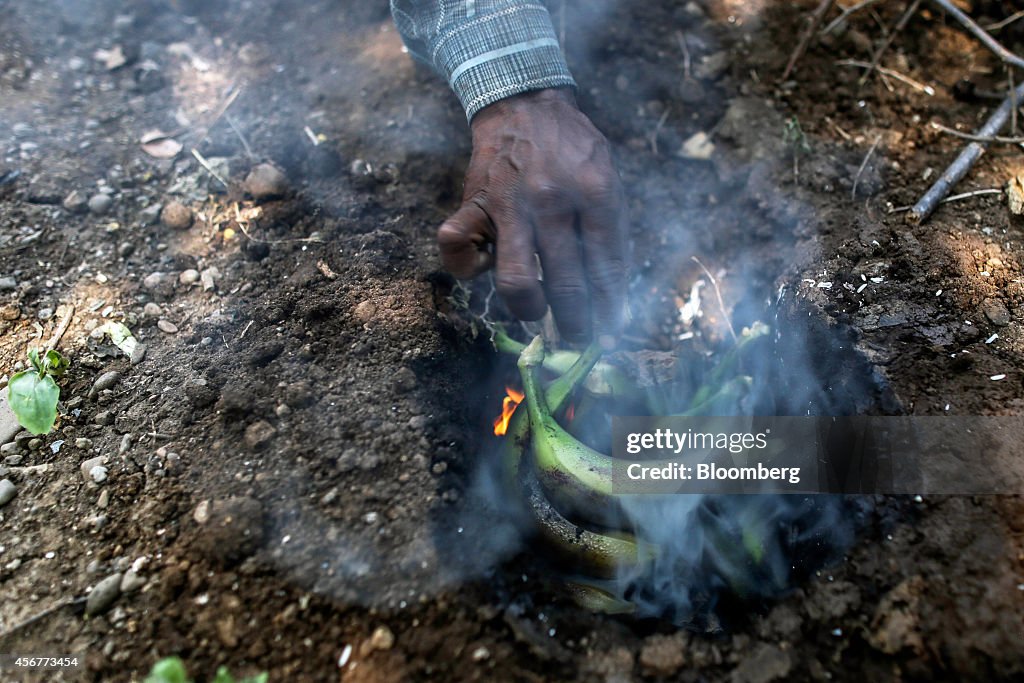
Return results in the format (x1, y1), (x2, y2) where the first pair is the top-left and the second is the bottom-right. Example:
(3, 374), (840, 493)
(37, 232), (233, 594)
(1, 0), (1023, 681)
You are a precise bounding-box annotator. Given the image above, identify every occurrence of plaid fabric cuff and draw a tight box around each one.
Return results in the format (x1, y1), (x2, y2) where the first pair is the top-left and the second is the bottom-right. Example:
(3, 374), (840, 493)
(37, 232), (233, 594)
(432, 4), (576, 120)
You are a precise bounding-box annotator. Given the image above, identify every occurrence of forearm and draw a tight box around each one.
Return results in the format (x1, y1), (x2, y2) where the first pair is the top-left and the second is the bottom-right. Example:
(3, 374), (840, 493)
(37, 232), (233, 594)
(390, 0), (576, 120)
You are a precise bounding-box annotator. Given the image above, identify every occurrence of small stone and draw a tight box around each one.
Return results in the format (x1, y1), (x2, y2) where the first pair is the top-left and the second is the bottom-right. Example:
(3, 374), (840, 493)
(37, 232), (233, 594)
(140, 203), (163, 225)
(366, 625), (395, 653)
(680, 132), (715, 160)
(353, 300), (377, 324)
(118, 433), (132, 454)
(87, 193), (113, 215)
(157, 319), (179, 334)
(4, 454), (23, 466)
(120, 570), (146, 593)
(81, 455), (107, 482)
(76, 437), (93, 449)
(0, 276), (15, 291)
(275, 404), (291, 417)
(142, 272), (164, 290)
(37, 308), (53, 321)
(244, 163), (288, 199)
(27, 438), (42, 451)
(1, 442), (22, 456)
(244, 420), (276, 450)
(178, 269), (200, 285)
(85, 573), (123, 616)
(90, 371), (122, 398)
(0, 304), (19, 320)
(62, 190), (88, 214)
(160, 201), (193, 230)
(982, 298), (1011, 327)
(117, 241), (134, 258)
(143, 302), (162, 317)
(200, 267), (219, 292)
(97, 489), (109, 508)
(0, 479), (16, 507)
(90, 465), (108, 483)
(94, 411), (114, 426)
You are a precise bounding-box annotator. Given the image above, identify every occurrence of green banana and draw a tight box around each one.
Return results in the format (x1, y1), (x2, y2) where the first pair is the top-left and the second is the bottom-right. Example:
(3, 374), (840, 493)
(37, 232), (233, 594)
(523, 468), (643, 579)
(689, 322), (769, 409)
(494, 328), (637, 399)
(518, 337), (621, 527)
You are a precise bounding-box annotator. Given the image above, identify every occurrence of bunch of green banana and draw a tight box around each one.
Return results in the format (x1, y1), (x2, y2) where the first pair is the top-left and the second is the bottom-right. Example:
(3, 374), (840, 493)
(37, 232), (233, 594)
(497, 324), (772, 616)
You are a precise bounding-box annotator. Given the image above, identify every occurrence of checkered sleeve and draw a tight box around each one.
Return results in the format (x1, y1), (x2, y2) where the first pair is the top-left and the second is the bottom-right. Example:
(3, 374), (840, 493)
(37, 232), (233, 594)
(390, 0), (576, 121)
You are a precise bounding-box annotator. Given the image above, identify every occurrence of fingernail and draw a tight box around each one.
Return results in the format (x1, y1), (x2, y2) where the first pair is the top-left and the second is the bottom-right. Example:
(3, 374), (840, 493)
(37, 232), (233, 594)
(599, 335), (617, 351)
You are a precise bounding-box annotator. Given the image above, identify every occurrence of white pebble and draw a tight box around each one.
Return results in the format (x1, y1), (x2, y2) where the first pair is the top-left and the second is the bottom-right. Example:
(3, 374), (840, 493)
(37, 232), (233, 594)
(990, 374), (1006, 381)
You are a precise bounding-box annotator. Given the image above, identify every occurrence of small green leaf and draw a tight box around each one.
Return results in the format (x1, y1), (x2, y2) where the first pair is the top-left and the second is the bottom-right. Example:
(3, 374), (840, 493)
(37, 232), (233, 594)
(7, 371), (60, 435)
(239, 674), (269, 683)
(27, 348), (43, 375)
(212, 666), (235, 683)
(43, 349), (69, 377)
(145, 656), (190, 683)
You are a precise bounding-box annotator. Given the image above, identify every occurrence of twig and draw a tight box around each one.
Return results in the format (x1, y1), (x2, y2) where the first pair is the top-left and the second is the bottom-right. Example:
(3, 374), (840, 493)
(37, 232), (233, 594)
(929, 0), (1024, 71)
(825, 116), (853, 141)
(930, 121), (1024, 144)
(985, 9), (1024, 32)
(852, 134), (882, 199)
(676, 31), (693, 81)
(0, 597), (86, 642)
(1010, 68), (1018, 135)
(691, 257), (737, 343)
(837, 59), (935, 94)
(889, 188), (1003, 213)
(781, 0), (835, 82)
(910, 80), (1024, 222)
(822, 0), (883, 34)
(226, 114), (255, 160)
(47, 303), (75, 351)
(648, 108), (670, 156)
(858, 0), (921, 87)
(191, 149), (229, 187)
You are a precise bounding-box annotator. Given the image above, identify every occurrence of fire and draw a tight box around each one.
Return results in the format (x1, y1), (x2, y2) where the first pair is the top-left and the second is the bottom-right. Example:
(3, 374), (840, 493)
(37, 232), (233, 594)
(493, 386), (525, 436)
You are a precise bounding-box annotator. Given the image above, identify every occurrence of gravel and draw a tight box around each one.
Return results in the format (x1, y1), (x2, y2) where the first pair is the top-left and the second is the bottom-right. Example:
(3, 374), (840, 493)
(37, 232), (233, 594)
(0, 478), (16, 507)
(85, 573), (123, 616)
(179, 269), (200, 285)
(80, 455), (107, 482)
(87, 193), (113, 215)
(157, 319), (178, 334)
(160, 201), (193, 230)
(244, 163), (288, 199)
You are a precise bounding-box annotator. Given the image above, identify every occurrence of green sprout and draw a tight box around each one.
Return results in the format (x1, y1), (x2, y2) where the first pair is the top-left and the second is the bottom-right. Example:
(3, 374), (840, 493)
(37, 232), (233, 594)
(7, 348), (68, 435)
(145, 656), (268, 683)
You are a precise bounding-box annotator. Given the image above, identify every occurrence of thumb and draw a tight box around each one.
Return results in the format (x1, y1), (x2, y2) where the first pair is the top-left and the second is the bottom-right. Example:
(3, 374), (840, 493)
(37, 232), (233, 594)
(437, 201), (495, 279)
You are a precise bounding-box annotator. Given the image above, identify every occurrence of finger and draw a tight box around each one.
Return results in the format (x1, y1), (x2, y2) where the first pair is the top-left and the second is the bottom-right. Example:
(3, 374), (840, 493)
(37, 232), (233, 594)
(535, 212), (590, 344)
(494, 206), (547, 321)
(437, 202), (495, 279)
(580, 190), (628, 349)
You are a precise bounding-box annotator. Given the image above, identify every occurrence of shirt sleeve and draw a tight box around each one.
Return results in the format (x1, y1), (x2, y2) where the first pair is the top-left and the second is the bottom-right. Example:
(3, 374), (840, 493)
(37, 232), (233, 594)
(390, 0), (576, 121)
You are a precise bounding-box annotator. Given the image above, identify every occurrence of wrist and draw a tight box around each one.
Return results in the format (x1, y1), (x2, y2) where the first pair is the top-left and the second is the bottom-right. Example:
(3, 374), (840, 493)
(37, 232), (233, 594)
(471, 87), (577, 132)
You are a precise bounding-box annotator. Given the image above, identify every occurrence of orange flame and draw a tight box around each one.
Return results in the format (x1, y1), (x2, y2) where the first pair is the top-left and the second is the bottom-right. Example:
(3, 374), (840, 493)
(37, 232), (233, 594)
(493, 386), (525, 436)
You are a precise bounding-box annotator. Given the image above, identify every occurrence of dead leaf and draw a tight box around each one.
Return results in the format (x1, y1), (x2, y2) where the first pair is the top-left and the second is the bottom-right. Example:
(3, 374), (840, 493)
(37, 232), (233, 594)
(1007, 175), (1024, 215)
(140, 130), (183, 159)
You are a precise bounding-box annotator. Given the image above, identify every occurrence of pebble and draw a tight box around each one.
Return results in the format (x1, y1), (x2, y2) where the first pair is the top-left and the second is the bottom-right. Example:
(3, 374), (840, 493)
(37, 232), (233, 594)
(200, 267), (219, 292)
(140, 203), (163, 225)
(142, 272), (164, 290)
(179, 269), (200, 285)
(0, 276), (15, 291)
(85, 573), (123, 616)
(76, 437), (93, 450)
(27, 438), (42, 450)
(0, 479), (16, 507)
(81, 455), (107, 482)
(4, 454), (23, 466)
(37, 307), (53, 321)
(160, 201), (193, 230)
(982, 298), (1011, 327)
(244, 420), (276, 450)
(1, 442), (22, 456)
(157, 319), (179, 334)
(143, 302), (162, 317)
(62, 190), (88, 214)
(0, 304), (20, 320)
(90, 465), (109, 483)
(118, 241), (134, 258)
(90, 371), (122, 398)
(97, 489), (109, 508)
(87, 193), (113, 215)
(94, 411), (114, 426)
(365, 625), (395, 653)
(244, 163), (288, 199)
(120, 570), (146, 593)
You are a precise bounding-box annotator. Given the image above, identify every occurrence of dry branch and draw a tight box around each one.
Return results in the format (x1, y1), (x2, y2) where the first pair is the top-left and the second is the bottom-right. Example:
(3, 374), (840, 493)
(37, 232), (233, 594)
(859, 0), (921, 87)
(909, 81), (1024, 222)
(781, 0), (835, 82)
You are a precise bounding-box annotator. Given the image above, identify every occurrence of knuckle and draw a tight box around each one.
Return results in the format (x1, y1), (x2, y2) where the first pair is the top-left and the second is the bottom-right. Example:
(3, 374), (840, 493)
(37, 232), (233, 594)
(495, 272), (537, 296)
(546, 280), (587, 302)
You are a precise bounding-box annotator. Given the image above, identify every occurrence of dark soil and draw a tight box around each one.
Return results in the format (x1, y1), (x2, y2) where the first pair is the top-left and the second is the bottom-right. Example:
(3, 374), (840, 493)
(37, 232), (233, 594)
(1, 1), (1022, 681)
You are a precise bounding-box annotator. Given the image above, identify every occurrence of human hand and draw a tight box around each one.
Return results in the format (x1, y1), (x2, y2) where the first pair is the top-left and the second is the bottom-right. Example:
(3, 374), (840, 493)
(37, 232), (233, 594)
(438, 88), (627, 347)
